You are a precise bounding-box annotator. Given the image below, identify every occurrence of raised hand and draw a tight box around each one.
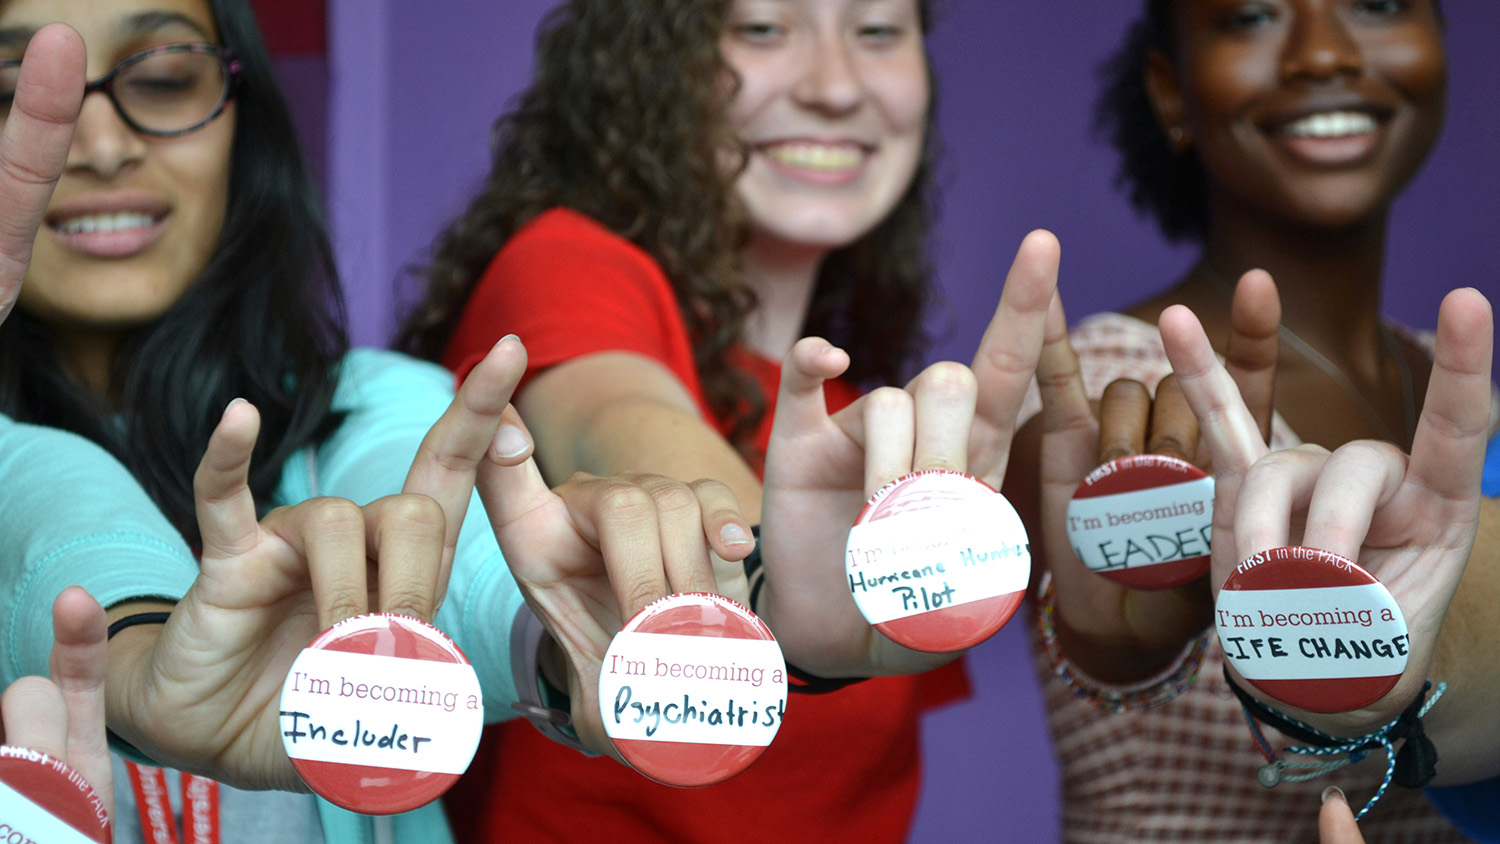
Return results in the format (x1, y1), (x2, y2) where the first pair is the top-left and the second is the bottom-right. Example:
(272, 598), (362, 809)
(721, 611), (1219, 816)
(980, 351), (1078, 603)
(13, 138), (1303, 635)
(1034, 270), (1279, 682)
(104, 338), (533, 790)
(756, 231), (1059, 677)
(1, 587), (112, 817)
(1160, 287), (1494, 736)
(0, 23), (83, 326)
(472, 451), (754, 757)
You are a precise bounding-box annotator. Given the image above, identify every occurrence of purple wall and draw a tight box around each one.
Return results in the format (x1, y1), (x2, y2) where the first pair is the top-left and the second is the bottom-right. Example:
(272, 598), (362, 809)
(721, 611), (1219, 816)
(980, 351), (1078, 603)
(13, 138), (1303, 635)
(314, 2), (1500, 841)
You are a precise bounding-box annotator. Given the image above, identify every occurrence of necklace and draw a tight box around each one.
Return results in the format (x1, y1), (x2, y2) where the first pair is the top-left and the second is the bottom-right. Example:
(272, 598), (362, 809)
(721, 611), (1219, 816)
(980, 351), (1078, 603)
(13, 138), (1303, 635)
(1199, 263), (1417, 446)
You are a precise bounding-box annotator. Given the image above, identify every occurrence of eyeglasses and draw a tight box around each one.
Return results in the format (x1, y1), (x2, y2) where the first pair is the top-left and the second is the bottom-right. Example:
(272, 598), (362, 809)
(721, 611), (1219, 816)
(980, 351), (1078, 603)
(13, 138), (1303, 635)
(0, 43), (239, 138)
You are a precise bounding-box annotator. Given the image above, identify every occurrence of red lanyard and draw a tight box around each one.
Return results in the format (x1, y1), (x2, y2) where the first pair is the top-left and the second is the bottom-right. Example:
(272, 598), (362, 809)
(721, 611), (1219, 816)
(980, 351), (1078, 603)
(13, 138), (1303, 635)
(124, 761), (220, 844)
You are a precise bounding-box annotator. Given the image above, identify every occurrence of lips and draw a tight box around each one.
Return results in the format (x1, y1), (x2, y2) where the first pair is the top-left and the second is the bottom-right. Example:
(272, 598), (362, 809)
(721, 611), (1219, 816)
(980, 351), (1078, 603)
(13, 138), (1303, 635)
(1263, 107), (1390, 167)
(46, 195), (169, 259)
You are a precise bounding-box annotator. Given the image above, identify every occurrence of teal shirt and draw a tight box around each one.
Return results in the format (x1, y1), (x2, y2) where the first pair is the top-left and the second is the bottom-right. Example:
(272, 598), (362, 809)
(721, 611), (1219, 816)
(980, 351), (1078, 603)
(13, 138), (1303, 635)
(0, 349), (527, 844)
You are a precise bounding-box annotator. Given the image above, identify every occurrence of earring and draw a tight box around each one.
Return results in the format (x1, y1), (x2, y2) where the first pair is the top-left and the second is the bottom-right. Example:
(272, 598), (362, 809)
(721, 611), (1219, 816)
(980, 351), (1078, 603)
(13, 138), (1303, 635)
(1168, 126), (1189, 152)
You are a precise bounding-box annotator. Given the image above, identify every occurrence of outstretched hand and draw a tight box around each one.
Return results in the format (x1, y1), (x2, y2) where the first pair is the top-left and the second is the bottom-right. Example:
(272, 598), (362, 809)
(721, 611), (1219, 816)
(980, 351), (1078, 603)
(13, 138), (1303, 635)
(104, 338), (534, 790)
(1161, 287), (1494, 734)
(758, 231), (1059, 677)
(1034, 271), (1279, 681)
(1, 587), (112, 818)
(0, 23), (83, 327)
(472, 453), (754, 756)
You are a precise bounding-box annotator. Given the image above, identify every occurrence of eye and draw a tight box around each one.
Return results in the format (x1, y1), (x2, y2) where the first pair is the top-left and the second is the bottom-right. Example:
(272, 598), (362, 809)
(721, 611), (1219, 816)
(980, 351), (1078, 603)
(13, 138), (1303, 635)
(856, 23), (906, 46)
(1217, 2), (1280, 32)
(1351, 0), (1409, 18)
(730, 19), (788, 46)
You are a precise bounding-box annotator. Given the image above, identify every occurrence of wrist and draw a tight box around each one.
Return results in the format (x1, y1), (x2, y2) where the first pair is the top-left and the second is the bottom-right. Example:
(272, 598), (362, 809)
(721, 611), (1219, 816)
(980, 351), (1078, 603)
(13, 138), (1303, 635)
(102, 600), (173, 753)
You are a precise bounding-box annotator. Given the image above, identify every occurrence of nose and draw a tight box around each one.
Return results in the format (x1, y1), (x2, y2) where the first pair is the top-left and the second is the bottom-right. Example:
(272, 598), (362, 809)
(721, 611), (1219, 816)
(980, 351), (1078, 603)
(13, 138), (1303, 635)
(67, 89), (147, 179)
(1280, 8), (1363, 82)
(792, 30), (863, 115)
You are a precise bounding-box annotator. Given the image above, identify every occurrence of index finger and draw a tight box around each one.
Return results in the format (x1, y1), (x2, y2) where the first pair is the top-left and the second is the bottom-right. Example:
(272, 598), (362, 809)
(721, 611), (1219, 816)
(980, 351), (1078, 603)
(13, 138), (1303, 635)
(1159, 304), (1268, 480)
(0, 24), (84, 324)
(403, 335), (530, 604)
(967, 230), (1061, 484)
(1406, 288), (1493, 501)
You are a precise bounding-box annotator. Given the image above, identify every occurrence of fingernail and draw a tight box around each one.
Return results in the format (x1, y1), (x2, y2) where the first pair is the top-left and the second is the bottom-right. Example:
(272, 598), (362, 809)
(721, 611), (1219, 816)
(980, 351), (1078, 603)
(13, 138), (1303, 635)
(720, 523), (752, 546)
(1321, 786), (1346, 806)
(496, 334), (519, 347)
(223, 397), (246, 416)
(492, 424), (530, 459)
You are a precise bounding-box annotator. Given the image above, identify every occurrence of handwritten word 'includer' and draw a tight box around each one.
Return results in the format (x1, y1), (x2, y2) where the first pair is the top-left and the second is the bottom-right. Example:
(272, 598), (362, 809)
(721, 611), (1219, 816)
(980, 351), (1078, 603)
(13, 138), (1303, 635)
(280, 711), (433, 755)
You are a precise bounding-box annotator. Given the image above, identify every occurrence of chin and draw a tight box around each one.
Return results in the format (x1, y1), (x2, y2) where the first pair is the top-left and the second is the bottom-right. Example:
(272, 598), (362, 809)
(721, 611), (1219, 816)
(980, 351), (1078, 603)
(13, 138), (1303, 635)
(754, 210), (886, 253)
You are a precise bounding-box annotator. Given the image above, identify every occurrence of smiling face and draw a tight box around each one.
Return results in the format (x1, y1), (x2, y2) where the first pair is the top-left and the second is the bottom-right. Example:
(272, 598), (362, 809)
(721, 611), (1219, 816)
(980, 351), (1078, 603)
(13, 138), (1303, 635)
(3, 0), (233, 337)
(722, 0), (929, 253)
(1152, 0), (1446, 231)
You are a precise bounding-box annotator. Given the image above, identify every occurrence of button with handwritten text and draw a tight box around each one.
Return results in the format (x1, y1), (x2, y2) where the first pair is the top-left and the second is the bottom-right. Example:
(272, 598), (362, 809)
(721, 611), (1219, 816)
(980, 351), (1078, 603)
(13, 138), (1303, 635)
(598, 593), (787, 787)
(278, 614), (484, 814)
(0, 746), (111, 844)
(1217, 547), (1408, 713)
(1066, 454), (1214, 590)
(845, 471), (1030, 653)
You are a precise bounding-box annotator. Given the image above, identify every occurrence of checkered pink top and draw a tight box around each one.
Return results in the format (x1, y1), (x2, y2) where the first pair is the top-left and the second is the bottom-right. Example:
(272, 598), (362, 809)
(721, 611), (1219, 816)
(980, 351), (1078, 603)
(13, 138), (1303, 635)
(1024, 313), (1470, 843)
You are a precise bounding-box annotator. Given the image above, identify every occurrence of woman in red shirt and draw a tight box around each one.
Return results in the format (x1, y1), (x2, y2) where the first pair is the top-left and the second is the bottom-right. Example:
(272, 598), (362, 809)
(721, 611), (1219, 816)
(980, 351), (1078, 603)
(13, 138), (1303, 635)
(399, 0), (1058, 839)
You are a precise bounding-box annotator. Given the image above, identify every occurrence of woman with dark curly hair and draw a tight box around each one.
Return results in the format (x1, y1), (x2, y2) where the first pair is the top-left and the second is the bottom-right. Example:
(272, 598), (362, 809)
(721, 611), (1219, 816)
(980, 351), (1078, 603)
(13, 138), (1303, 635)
(1005, 0), (1498, 840)
(397, 0), (996, 840)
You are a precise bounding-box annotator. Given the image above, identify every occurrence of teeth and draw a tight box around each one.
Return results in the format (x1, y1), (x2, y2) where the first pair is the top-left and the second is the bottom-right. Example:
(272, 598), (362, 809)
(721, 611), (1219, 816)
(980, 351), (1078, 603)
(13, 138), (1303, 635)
(1283, 111), (1377, 139)
(55, 213), (156, 235)
(764, 143), (863, 171)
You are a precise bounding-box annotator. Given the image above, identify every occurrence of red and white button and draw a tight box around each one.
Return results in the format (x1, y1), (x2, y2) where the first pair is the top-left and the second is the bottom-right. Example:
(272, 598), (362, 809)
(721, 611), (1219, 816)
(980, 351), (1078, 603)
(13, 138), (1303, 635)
(598, 593), (787, 788)
(1217, 547), (1409, 713)
(0, 746), (110, 844)
(279, 614), (484, 814)
(1066, 454), (1214, 590)
(845, 471), (1030, 653)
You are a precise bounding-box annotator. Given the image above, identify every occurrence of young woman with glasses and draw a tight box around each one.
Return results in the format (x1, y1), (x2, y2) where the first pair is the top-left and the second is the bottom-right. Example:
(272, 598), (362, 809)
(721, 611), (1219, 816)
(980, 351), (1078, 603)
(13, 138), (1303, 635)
(0, 3), (756, 843)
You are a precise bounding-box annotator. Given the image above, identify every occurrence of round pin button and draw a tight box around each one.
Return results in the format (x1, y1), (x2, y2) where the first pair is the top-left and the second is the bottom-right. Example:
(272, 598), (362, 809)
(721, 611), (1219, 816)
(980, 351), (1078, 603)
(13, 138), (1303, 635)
(845, 470), (1030, 653)
(598, 592), (787, 788)
(279, 613), (484, 814)
(0, 746), (111, 844)
(1066, 454), (1214, 590)
(1216, 547), (1409, 713)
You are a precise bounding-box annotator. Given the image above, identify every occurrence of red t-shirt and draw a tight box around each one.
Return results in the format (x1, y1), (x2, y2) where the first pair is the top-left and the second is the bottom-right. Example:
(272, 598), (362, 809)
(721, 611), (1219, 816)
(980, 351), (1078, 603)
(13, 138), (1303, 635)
(441, 208), (968, 843)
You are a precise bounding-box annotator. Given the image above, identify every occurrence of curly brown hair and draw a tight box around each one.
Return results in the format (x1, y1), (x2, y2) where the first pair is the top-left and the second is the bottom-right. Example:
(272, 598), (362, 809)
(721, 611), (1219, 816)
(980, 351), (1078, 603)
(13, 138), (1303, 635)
(397, 0), (937, 453)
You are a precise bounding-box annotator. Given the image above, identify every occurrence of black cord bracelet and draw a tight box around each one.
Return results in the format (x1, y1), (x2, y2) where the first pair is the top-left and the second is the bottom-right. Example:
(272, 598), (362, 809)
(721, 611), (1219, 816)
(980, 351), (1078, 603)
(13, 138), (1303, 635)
(1224, 666), (1440, 789)
(106, 611), (173, 639)
(742, 525), (870, 696)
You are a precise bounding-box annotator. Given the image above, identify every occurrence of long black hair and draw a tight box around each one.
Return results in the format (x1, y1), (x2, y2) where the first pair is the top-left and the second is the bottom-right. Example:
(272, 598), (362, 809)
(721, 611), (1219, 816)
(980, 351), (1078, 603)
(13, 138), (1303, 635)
(0, 0), (347, 543)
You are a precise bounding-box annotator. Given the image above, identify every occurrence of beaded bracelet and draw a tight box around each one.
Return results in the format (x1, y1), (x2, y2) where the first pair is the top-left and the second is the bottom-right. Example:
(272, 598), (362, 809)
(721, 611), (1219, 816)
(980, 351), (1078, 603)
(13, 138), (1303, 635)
(1226, 669), (1445, 821)
(1036, 571), (1207, 714)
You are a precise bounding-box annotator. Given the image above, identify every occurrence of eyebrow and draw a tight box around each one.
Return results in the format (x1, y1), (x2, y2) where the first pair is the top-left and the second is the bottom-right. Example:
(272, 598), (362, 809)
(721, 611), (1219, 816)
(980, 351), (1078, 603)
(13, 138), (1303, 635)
(0, 11), (211, 53)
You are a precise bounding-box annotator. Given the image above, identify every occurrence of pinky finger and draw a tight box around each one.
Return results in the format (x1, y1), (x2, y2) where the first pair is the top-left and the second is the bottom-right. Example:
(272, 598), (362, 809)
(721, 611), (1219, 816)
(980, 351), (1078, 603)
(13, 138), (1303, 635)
(689, 478), (754, 563)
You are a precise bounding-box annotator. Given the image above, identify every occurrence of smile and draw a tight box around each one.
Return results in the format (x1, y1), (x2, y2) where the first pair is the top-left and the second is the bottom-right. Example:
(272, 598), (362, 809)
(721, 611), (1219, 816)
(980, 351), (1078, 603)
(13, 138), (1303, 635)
(762, 142), (867, 172)
(1280, 111), (1379, 139)
(47, 207), (169, 259)
(51, 212), (160, 235)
